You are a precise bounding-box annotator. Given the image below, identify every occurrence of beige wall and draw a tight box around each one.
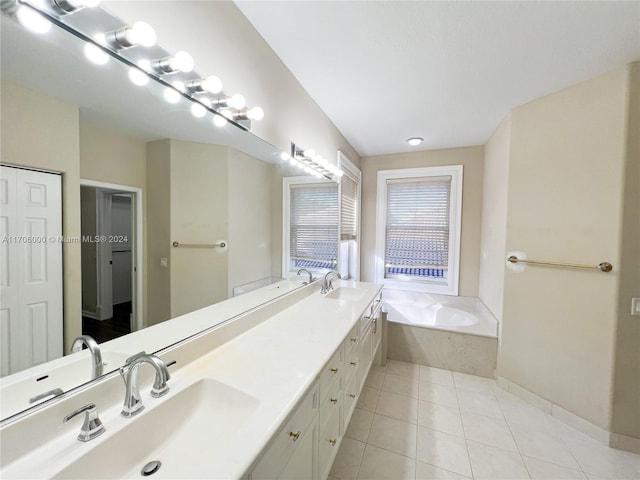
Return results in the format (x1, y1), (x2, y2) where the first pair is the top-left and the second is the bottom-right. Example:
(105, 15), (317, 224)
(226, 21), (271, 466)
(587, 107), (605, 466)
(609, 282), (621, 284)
(611, 62), (640, 440)
(479, 115), (511, 322)
(103, 1), (360, 169)
(228, 149), (273, 296)
(360, 147), (484, 297)
(498, 67), (629, 430)
(1, 81), (82, 352)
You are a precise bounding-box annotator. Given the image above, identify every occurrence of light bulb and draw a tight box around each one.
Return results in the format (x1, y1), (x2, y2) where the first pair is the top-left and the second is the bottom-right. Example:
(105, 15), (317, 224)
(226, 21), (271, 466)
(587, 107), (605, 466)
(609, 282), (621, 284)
(406, 137), (423, 146)
(163, 84), (182, 104)
(289, 157), (297, 166)
(202, 75), (222, 94)
(84, 37), (109, 65)
(126, 21), (156, 47)
(16, 6), (51, 34)
(317, 156), (328, 167)
(191, 103), (206, 118)
(336, 170), (344, 177)
(247, 106), (264, 121)
(168, 51), (194, 73)
(128, 64), (149, 86)
(213, 115), (227, 127)
(227, 94), (246, 110)
(280, 152), (291, 161)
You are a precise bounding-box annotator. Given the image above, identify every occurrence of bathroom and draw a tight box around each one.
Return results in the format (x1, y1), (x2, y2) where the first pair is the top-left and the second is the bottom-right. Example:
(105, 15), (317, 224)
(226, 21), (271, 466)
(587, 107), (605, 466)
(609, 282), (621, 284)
(0, 1), (638, 479)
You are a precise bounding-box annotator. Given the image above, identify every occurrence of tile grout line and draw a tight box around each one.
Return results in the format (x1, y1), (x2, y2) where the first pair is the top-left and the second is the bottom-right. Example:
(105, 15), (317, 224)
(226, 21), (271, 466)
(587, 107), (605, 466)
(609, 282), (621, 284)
(454, 375), (476, 480)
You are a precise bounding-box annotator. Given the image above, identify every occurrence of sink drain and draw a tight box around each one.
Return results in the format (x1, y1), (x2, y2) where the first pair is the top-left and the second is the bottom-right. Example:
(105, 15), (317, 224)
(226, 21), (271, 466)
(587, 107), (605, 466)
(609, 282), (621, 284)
(141, 460), (161, 476)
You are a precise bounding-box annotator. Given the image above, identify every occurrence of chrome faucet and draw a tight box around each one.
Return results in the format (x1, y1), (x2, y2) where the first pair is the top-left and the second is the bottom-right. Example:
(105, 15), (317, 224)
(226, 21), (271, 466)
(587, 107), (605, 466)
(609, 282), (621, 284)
(120, 353), (170, 417)
(63, 403), (105, 442)
(321, 271), (341, 294)
(297, 268), (314, 284)
(71, 335), (103, 379)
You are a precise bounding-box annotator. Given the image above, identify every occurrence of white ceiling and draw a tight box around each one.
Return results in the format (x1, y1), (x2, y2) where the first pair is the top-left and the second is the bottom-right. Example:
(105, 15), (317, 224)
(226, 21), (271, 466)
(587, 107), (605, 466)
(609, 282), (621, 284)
(235, 1), (640, 157)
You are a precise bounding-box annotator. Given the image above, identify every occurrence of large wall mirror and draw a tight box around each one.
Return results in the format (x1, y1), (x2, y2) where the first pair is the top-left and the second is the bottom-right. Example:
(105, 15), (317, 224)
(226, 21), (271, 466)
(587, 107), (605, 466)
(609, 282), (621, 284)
(0, 2), (341, 421)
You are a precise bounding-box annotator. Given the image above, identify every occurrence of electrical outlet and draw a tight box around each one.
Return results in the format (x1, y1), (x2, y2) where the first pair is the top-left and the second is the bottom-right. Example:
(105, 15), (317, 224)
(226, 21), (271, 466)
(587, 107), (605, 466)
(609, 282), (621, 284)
(632, 298), (640, 316)
(160, 257), (168, 268)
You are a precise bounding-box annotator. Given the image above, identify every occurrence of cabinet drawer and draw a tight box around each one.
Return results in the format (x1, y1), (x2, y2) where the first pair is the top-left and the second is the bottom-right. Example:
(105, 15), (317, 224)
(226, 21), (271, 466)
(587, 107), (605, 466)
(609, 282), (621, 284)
(251, 382), (318, 479)
(319, 375), (342, 430)
(343, 371), (358, 426)
(319, 345), (343, 400)
(343, 323), (359, 359)
(318, 405), (341, 480)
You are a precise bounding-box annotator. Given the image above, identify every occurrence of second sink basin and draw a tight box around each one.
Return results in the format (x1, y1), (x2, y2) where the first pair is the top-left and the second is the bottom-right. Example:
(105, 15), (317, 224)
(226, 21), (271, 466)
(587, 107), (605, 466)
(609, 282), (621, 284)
(55, 379), (259, 479)
(324, 286), (367, 301)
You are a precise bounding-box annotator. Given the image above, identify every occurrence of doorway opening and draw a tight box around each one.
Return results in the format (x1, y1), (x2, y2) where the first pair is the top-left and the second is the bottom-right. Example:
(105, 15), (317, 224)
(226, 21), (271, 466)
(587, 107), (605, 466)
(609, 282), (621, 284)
(80, 180), (143, 343)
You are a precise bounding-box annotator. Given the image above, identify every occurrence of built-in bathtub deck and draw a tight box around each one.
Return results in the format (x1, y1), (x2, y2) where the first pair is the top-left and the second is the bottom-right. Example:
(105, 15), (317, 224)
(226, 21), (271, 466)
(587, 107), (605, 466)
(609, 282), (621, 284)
(383, 290), (498, 378)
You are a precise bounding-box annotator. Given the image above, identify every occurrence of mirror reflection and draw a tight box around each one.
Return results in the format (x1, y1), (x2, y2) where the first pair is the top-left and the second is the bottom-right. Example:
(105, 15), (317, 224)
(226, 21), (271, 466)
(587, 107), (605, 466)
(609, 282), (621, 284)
(0, 3), (339, 421)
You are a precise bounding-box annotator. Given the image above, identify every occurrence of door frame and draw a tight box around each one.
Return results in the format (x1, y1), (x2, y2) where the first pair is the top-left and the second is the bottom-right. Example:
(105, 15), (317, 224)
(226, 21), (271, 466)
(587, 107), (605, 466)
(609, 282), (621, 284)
(80, 179), (143, 332)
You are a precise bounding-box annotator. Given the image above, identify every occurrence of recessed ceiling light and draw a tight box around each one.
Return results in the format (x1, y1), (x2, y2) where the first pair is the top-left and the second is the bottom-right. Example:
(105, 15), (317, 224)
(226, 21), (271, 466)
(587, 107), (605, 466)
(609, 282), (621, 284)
(407, 137), (423, 146)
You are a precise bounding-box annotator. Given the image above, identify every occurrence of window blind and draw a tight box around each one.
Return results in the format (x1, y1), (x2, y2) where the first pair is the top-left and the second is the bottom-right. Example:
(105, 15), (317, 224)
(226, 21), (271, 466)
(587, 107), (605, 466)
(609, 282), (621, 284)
(384, 177), (451, 280)
(290, 183), (338, 269)
(340, 171), (358, 241)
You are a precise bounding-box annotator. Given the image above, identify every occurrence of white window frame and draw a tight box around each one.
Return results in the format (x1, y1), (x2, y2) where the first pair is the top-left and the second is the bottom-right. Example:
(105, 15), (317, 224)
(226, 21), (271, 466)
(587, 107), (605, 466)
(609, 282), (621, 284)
(282, 175), (338, 278)
(337, 151), (362, 281)
(375, 165), (463, 296)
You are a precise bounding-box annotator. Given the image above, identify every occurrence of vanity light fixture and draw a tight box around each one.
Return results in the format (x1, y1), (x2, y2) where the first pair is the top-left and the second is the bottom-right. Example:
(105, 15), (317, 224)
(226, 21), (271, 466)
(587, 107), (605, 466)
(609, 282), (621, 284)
(103, 21), (156, 49)
(148, 51), (194, 75)
(211, 93), (246, 110)
(47, 0), (100, 15)
(406, 137), (423, 146)
(230, 106), (264, 121)
(290, 142), (343, 180)
(186, 76), (223, 95)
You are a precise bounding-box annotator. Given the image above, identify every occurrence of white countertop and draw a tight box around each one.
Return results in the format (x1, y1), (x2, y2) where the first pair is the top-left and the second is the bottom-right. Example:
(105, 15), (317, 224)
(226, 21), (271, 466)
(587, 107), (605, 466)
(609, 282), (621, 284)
(0, 280), (382, 479)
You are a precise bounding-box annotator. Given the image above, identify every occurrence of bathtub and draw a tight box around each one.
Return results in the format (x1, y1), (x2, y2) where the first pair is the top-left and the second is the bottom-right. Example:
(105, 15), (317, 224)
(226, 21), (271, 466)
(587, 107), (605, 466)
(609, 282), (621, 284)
(383, 289), (498, 377)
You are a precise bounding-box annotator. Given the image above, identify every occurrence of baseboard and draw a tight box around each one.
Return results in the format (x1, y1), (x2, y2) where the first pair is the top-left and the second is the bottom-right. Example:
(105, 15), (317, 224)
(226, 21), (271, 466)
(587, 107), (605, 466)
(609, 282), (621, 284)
(496, 376), (610, 445)
(610, 432), (640, 454)
(82, 309), (97, 319)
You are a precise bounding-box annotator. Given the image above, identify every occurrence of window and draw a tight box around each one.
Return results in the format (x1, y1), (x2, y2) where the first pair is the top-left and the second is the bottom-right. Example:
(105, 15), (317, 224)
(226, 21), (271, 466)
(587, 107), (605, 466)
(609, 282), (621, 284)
(283, 176), (339, 275)
(375, 166), (463, 295)
(337, 151), (361, 280)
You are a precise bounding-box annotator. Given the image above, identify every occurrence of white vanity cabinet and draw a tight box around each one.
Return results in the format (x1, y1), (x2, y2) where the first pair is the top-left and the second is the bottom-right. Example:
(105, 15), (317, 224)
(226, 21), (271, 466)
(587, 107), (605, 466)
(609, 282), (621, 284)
(317, 347), (344, 480)
(250, 383), (319, 480)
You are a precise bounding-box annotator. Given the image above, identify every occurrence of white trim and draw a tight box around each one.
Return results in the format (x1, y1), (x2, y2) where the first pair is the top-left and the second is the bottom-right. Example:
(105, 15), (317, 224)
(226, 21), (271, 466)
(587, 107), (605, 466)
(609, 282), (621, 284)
(80, 179), (143, 332)
(375, 165), (463, 296)
(82, 309), (97, 320)
(282, 175), (335, 278)
(337, 151), (362, 281)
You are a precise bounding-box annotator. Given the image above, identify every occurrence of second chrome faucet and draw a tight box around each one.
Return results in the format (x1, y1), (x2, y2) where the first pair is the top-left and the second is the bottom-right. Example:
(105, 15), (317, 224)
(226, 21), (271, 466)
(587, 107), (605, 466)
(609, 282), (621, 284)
(120, 353), (170, 417)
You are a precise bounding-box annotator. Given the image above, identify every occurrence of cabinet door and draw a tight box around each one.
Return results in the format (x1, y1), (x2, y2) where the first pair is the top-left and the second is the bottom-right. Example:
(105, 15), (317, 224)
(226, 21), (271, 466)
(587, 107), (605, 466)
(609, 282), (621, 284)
(280, 419), (317, 480)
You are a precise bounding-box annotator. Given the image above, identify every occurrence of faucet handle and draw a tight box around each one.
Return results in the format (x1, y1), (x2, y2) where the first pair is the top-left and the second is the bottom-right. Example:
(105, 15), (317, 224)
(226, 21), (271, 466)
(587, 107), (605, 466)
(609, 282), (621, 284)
(63, 403), (105, 442)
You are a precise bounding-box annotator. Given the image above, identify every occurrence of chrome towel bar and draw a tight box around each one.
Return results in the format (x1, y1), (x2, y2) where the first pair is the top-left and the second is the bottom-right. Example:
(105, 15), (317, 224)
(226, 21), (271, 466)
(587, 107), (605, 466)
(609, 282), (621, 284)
(172, 241), (227, 248)
(507, 255), (613, 272)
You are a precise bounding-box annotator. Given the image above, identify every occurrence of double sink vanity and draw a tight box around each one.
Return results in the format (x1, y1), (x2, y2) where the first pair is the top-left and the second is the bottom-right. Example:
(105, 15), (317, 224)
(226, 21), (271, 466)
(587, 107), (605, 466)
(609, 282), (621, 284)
(0, 279), (383, 479)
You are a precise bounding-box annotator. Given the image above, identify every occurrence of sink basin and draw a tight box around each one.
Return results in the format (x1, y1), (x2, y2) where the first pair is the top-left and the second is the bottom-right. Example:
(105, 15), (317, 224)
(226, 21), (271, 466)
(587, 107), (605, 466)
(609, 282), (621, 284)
(324, 286), (367, 301)
(54, 379), (259, 479)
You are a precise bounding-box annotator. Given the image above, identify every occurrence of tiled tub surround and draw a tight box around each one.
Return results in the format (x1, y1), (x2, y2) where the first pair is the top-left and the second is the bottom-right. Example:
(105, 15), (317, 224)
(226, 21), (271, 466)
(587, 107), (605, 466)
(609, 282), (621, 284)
(383, 291), (498, 377)
(329, 360), (640, 480)
(0, 280), (383, 479)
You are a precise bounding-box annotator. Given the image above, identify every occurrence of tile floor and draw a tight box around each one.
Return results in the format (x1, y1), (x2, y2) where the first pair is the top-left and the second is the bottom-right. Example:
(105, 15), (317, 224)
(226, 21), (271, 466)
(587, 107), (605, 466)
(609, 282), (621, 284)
(328, 360), (640, 480)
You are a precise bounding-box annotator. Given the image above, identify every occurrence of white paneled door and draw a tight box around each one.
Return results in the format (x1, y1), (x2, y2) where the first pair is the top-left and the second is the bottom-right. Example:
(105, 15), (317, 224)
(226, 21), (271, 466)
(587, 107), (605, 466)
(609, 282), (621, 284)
(0, 166), (63, 376)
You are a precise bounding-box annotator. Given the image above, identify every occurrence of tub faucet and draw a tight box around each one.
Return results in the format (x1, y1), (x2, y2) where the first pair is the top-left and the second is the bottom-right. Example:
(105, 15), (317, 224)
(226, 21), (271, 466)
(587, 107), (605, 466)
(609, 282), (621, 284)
(297, 268), (314, 284)
(120, 353), (170, 417)
(321, 271), (341, 294)
(71, 335), (103, 379)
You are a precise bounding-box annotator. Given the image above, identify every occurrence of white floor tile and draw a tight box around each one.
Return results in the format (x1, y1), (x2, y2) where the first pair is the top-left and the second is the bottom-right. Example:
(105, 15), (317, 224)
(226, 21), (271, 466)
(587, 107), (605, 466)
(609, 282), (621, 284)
(453, 372), (497, 395)
(563, 435), (640, 480)
(346, 408), (374, 443)
(522, 455), (588, 479)
(357, 444), (416, 480)
(331, 437), (366, 480)
(467, 440), (530, 480)
(416, 426), (472, 477)
(461, 410), (518, 452)
(456, 389), (503, 419)
(510, 422), (581, 470)
(419, 365), (455, 388)
(382, 373), (420, 399)
(417, 400), (464, 437)
(387, 359), (420, 380)
(416, 461), (472, 479)
(357, 386), (381, 412)
(376, 390), (419, 424)
(368, 414), (417, 459)
(419, 380), (459, 408)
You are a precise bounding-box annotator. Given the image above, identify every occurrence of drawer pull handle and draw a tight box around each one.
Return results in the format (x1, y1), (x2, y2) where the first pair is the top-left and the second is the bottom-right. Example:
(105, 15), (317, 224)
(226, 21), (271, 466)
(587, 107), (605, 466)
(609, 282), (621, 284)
(350, 338), (357, 342)
(328, 439), (337, 446)
(350, 361), (357, 366)
(330, 398), (338, 404)
(349, 393), (356, 398)
(330, 368), (338, 374)
(289, 431), (301, 442)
